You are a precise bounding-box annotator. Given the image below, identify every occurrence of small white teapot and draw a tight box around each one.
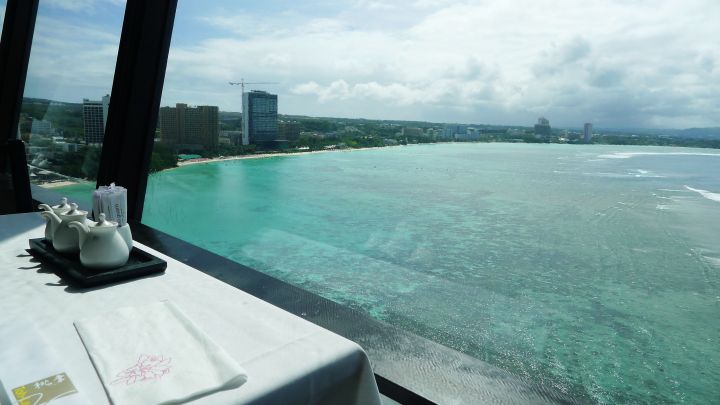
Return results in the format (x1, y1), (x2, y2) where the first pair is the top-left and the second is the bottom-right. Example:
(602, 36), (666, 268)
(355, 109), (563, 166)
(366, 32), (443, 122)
(69, 213), (131, 269)
(38, 197), (72, 241)
(41, 203), (90, 253)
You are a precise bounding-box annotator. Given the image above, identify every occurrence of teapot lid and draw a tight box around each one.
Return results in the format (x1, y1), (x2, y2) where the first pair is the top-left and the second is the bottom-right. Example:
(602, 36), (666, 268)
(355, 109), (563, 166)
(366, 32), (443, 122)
(93, 213), (117, 228)
(61, 203), (88, 217)
(52, 197), (70, 210)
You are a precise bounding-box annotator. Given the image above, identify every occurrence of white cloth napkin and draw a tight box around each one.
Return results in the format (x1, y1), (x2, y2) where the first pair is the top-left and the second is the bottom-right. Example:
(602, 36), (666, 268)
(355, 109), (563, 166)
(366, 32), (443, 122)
(74, 301), (247, 405)
(0, 322), (91, 405)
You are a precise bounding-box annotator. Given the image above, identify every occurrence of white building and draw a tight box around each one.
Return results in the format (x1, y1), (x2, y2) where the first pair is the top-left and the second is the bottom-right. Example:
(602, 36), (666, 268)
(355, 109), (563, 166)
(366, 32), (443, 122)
(31, 118), (55, 135)
(442, 124), (468, 140)
(83, 94), (110, 144)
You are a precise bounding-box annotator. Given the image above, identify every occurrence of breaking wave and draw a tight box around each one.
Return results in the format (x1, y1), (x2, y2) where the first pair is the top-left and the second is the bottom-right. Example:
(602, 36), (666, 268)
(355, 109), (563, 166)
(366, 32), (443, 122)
(684, 185), (720, 203)
(598, 152), (720, 159)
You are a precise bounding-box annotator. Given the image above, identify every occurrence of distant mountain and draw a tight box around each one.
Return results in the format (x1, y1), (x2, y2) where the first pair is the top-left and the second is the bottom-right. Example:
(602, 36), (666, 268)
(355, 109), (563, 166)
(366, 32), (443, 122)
(676, 127), (720, 140)
(21, 97), (720, 140)
(567, 126), (720, 140)
(23, 97), (81, 107)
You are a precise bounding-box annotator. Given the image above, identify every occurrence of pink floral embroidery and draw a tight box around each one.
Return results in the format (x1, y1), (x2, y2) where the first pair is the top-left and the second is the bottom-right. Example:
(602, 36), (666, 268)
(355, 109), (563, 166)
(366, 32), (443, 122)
(111, 355), (172, 385)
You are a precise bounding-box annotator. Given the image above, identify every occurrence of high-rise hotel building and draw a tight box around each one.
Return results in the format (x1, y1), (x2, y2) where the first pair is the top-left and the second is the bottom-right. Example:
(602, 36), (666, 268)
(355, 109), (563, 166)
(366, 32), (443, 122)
(584, 123), (593, 143)
(242, 90), (278, 147)
(534, 117), (552, 138)
(82, 94), (109, 144)
(159, 103), (219, 151)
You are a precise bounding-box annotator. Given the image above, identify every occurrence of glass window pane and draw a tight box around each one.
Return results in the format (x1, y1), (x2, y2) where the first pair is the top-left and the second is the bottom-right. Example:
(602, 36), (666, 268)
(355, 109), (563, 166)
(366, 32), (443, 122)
(143, 2), (720, 404)
(20, 0), (125, 198)
(0, 1), (6, 30)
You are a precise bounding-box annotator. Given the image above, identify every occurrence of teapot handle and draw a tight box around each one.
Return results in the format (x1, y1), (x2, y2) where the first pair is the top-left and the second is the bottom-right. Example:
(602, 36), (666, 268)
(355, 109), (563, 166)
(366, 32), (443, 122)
(68, 221), (90, 247)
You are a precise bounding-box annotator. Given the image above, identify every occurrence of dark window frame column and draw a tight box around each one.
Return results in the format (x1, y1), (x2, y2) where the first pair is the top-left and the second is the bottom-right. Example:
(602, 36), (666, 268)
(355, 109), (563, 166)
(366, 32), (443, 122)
(0, 0), (38, 144)
(0, 0), (39, 212)
(96, 0), (178, 222)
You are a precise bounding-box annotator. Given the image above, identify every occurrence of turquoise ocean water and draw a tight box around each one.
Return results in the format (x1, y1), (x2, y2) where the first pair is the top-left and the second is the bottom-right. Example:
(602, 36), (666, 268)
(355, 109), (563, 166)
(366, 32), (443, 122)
(59, 144), (720, 403)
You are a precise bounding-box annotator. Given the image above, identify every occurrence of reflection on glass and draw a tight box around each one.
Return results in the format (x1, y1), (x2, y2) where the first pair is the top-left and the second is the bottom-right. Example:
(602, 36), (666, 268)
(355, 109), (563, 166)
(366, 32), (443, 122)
(20, 1), (124, 190)
(135, 1), (720, 403)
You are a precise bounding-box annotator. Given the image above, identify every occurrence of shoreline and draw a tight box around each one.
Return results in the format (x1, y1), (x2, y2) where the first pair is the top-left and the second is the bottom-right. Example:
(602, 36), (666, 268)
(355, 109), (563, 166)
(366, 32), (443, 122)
(37, 146), (392, 188)
(37, 142), (720, 188)
(173, 146), (387, 169)
(38, 146), (390, 189)
(38, 180), (88, 189)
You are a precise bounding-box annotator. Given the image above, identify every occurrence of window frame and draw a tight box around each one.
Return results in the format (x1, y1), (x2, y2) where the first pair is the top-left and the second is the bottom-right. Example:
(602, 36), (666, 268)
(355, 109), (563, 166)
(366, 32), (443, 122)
(1, 2), (436, 401)
(0, 0), (37, 212)
(0, 1), (572, 403)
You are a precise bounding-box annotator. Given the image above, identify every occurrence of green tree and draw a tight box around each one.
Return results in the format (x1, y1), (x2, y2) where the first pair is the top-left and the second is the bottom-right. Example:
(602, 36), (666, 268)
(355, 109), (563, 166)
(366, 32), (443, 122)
(150, 142), (179, 173)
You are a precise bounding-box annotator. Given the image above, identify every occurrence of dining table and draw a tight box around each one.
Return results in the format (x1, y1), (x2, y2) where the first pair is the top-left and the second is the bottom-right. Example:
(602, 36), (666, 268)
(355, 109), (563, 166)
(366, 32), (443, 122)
(0, 212), (381, 405)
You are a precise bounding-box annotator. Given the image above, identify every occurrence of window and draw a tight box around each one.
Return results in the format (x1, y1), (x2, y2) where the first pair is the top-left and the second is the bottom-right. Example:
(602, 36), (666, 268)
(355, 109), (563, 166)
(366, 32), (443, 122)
(0, 1), (6, 29)
(30, 1), (720, 403)
(19, 0), (125, 201)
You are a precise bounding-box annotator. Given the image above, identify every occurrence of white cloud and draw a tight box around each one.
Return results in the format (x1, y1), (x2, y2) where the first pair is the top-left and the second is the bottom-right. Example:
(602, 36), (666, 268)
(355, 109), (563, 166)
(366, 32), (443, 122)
(354, 0), (397, 11)
(45, 0), (94, 11)
(23, 14), (121, 102)
(292, 80), (434, 105)
(412, 0), (460, 9)
(25, 0), (720, 128)
(45, 0), (124, 12)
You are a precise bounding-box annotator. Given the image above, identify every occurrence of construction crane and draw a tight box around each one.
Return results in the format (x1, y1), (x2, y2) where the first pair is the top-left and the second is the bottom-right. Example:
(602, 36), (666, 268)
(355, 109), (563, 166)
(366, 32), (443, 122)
(228, 79), (277, 95)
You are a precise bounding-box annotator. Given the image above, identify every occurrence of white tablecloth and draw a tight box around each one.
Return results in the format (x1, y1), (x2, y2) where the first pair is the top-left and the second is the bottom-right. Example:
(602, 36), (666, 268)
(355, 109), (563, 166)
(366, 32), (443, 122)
(0, 213), (381, 405)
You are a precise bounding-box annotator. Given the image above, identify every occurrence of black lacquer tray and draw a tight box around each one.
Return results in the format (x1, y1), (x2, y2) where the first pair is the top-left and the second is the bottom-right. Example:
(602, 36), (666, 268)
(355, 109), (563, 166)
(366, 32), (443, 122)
(28, 238), (166, 288)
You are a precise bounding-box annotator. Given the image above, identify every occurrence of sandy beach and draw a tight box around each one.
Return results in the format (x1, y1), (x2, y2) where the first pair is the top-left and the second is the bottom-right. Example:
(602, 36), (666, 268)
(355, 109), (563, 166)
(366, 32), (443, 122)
(36, 146), (391, 188)
(38, 180), (84, 189)
(174, 146), (386, 168)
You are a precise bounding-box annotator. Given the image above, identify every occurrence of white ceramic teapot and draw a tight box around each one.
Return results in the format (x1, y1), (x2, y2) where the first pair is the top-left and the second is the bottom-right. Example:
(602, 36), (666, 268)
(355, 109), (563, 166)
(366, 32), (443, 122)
(38, 197), (72, 241)
(69, 213), (131, 269)
(41, 203), (90, 254)
(38, 197), (72, 215)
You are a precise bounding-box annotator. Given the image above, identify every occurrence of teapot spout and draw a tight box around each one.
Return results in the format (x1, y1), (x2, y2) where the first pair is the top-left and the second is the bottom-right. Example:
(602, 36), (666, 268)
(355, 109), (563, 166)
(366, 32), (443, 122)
(68, 221), (90, 248)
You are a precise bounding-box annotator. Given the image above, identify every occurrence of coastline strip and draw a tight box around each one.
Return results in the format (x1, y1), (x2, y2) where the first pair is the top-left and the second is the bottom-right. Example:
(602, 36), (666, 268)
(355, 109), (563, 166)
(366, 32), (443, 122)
(174, 146), (387, 169)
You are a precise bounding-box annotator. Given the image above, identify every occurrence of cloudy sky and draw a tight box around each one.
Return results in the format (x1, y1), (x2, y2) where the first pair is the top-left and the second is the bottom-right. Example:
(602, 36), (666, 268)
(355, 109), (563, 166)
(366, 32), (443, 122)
(17, 0), (720, 128)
